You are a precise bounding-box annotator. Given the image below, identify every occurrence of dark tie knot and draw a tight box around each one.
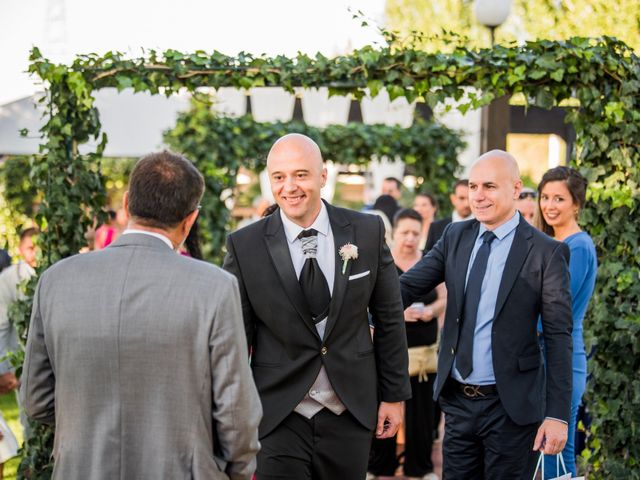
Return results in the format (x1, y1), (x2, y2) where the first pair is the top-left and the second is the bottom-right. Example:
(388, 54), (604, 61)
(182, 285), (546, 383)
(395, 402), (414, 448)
(298, 229), (319, 240)
(482, 231), (497, 245)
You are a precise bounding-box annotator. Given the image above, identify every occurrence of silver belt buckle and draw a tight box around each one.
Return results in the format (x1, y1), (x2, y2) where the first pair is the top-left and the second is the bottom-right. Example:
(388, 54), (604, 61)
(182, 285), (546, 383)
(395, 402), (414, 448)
(462, 384), (485, 398)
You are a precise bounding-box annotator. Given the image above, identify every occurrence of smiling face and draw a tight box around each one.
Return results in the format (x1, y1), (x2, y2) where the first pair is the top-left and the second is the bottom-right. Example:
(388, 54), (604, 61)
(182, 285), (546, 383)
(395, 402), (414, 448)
(539, 180), (578, 231)
(468, 152), (522, 229)
(267, 134), (327, 228)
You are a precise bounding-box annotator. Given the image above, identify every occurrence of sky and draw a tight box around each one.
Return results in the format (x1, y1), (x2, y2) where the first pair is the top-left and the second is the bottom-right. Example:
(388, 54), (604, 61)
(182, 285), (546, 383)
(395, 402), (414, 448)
(0, 0), (386, 105)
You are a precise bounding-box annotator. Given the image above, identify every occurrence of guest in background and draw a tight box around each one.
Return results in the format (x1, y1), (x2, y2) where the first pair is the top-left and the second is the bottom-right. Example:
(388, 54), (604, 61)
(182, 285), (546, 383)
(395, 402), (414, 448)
(413, 192), (438, 251)
(368, 208), (445, 480)
(537, 166), (597, 478)
(381, 177), (403, 202)
(0, 228), (38, 396)
(517, 187), (537, 224)
(94, 209), (118, 249)
(237, 196), (272, 230)
(424, 179), (472, 253)
(372, 194), (401, 230)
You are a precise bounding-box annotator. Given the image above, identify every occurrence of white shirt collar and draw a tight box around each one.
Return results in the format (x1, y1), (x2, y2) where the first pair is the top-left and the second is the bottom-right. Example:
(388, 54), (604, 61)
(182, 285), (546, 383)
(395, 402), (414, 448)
(280, 202), (330, 244)
(452, 210), (474, 223)
(478, 211), (520, 241)
(122, 229), (174, 250)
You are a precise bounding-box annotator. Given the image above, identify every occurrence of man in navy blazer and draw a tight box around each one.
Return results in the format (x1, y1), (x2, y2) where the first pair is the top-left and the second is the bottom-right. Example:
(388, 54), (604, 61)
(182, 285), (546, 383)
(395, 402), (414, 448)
(400, 150), (573, 479)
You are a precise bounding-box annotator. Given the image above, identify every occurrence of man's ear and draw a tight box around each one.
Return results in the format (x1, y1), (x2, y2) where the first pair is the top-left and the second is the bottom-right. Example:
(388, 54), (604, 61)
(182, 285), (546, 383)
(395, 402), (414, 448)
(183, 208), (199, 236)
(123, 191), (130, 216)
(513, 180), (523, 200)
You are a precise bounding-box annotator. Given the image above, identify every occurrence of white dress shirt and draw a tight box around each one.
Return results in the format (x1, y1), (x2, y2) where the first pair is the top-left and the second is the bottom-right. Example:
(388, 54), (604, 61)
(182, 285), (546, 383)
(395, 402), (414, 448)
(122, 229), (174, 250)
(280, 203), (346, 417)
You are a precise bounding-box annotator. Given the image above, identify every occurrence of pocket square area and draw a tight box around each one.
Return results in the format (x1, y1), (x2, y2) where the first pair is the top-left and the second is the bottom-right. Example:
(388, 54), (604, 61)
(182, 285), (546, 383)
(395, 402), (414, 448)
(348, 270), (370, 281)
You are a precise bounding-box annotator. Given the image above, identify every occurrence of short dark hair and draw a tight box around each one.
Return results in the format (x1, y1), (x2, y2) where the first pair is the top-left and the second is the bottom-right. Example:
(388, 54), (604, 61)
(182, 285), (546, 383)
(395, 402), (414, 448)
(127, 151), (204, 229)
(393, 208), (423, 228)
(452, 178), (469, 192)
(19, 227), (38, 243)
(536, 166), (588, 236)
(384, 177), (403, 191)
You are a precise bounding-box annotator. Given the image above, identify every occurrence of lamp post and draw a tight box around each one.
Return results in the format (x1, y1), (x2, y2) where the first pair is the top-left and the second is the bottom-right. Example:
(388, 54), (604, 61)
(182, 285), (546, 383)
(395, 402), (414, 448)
(474, 0), (512, 46)
(474, 0), (512, 152)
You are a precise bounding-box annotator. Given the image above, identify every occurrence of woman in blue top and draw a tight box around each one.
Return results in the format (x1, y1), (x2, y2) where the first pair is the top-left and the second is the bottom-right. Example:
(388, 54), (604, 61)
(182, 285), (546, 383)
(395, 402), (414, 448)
(536, 166), (597, 478)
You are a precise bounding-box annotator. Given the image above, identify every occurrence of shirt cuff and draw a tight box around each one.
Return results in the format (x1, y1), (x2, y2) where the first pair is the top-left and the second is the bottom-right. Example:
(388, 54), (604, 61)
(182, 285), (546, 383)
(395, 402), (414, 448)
(545, 416), (568, 425)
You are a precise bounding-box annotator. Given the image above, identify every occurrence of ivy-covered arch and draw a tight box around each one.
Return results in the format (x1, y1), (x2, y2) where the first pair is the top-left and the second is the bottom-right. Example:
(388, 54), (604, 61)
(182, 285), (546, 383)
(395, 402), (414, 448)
(14, 36), (640, 478)
(162, 95), (465, 263)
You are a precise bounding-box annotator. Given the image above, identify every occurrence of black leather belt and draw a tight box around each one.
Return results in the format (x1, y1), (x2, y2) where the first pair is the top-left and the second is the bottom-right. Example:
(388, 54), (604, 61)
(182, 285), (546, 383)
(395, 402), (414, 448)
(451, 379), (497, 398)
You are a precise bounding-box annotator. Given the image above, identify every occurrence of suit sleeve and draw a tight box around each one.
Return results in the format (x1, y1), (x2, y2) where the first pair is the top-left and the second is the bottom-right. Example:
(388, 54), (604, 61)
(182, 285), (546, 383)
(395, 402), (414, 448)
(540, 242), (573, 422)
(399, 226), (448, 308)
(19, 275), (56, 425)
(209, 275), (262, 480)
(368, 216), (412, 403)
(223, 235), (257, 351)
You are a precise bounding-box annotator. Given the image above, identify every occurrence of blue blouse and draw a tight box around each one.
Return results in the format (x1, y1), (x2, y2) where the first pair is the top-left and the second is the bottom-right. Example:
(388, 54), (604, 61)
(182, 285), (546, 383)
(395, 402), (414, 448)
(565, 231), (597, 355)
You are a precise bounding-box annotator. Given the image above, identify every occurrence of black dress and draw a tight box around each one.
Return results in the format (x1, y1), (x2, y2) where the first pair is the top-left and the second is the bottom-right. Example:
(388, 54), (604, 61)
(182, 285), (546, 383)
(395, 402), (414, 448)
(368, 265), (438, 477)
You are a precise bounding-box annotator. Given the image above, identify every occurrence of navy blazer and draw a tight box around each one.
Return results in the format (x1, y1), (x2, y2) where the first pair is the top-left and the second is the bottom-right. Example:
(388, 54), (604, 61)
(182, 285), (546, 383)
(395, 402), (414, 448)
(400, 216), (573, 425)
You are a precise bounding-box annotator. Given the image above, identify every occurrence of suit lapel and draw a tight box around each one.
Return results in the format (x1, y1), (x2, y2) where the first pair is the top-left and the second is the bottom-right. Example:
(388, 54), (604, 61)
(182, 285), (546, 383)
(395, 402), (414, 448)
(493, 218), (533, 319)
(324, 203), (353, 341)
(263, 212), (319, 339)
(454, 221), (480, 318)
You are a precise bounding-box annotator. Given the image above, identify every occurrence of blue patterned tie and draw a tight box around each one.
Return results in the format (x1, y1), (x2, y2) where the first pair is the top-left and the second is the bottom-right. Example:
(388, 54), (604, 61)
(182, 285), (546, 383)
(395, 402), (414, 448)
(457, 230), (497, 379)
(298, 229), (331, 323)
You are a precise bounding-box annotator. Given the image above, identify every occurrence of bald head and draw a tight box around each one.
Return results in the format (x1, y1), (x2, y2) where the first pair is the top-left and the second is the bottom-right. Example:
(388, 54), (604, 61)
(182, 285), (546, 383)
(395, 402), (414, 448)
(472, 150), (521, 182)
(468, 150), (523, 229)
(267, 133), (327, 228)
(267, 133), (324, 173)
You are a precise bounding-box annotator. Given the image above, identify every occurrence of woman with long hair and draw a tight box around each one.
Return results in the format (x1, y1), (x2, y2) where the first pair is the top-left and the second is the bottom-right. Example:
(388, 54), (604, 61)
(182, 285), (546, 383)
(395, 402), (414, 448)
(412, 192), (438, 251)
(536, 166), (597, 478)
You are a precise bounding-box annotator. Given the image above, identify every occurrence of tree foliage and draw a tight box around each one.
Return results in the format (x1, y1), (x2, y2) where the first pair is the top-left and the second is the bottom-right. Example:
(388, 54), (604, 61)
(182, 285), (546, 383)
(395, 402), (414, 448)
(15, 35), (640, 478)
(163, 95), (464, 263)
(385, 0), (640, 51)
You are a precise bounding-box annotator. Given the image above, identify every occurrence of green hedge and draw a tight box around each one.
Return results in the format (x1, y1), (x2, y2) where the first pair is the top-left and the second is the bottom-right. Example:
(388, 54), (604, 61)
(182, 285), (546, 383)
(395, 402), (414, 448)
(163, 95), (464, 263)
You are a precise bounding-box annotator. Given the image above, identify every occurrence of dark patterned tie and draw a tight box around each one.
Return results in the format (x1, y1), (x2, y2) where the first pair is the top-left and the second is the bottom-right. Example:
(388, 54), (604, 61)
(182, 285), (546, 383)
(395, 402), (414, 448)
(457, 230), (497, 379)
(298, 229), (331, 323)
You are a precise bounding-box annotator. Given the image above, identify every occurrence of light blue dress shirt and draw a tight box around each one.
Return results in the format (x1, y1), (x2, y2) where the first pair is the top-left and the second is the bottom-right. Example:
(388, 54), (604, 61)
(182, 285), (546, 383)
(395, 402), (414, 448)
(453, 211), (520, 385)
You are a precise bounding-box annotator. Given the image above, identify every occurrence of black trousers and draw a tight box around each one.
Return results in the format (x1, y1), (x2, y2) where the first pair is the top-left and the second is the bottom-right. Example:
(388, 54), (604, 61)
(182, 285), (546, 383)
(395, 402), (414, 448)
(368, 374), (436, 476)
(256, 409), (373, 480)
(439, 381), (539, 480)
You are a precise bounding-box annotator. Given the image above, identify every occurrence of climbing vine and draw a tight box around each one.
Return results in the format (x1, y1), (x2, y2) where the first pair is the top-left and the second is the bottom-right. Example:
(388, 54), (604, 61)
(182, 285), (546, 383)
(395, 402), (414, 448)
(163, 95), (463, 263)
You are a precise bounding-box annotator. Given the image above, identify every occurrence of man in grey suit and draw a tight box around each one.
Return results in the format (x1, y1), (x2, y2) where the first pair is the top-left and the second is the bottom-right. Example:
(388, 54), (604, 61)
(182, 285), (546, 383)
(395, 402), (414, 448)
(20, 151), (262, 480)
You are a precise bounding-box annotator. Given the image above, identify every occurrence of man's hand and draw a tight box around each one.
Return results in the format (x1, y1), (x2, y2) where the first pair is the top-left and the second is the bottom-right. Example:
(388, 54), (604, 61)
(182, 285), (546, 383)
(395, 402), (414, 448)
(375, 401), (404, 439)
(0, 372), (18, 395)
(533, 418), (568, 455)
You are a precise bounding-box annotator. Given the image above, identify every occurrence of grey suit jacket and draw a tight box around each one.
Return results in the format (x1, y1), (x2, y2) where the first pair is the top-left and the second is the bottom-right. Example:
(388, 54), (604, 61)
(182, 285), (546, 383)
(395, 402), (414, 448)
(20, 233), (262, 480)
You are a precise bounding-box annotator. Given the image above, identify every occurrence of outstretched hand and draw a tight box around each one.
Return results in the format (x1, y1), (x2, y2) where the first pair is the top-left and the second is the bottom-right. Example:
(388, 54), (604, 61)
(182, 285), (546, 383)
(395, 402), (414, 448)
(533, 418), (568, 455)
(375, 401), (404, 439)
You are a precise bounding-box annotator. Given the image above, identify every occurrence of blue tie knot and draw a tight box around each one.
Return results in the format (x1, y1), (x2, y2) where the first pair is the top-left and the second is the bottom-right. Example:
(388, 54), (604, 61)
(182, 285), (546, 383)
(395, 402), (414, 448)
(482, 231), (497, 245)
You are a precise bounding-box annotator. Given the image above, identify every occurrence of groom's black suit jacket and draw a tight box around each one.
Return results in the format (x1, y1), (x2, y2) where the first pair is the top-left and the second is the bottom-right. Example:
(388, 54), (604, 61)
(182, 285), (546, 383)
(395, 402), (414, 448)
(400, 216), (573, 425)
(223, 202), (411, 437)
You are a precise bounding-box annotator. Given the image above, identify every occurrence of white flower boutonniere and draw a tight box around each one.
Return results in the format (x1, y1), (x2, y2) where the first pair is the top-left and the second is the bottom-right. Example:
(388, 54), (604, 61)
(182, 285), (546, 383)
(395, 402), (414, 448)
(339, 243), (358, 274)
